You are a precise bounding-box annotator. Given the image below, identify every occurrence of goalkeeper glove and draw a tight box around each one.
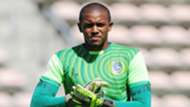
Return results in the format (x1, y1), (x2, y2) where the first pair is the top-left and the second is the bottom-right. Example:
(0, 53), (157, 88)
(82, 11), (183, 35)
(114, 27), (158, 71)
(66, 78), (113, 107)
(85, 78), (109, 95)
(72, 84), (114, 107)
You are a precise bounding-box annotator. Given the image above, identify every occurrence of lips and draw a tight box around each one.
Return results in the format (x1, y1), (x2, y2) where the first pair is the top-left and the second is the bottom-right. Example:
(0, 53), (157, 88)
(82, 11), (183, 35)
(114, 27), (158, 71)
(90, 36), (101, 41)
(91, 36), (100, 40)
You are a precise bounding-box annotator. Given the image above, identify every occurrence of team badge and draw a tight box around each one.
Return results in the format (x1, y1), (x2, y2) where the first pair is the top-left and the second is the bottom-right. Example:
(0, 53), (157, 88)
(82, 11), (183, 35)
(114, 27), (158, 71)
(112, 61), (123, 74)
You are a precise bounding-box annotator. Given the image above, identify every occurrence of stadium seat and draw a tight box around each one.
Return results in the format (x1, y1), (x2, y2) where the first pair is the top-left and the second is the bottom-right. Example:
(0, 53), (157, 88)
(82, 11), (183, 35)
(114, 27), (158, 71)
(140, 4), (170, 25)
(0, 93), (12, 107)
(171, 71), (190, 91)
(180, 49), (190, 68)
(162, 95), (190, 107)
(0, 69), (27, 93)
(146, 0), (190, 4)
(50, 1), (80, 21)
(14, 92), (31, 107)
(159, 26), (190, 46)
(149, 71), (173, 90)
(109, 25), (132, 44)
(129, 25), (161, 45)
(152, 95), (163, 107)
(148, 48), (180, 69)
(169, 4), (190, 25)
(110, 3), (140, 25)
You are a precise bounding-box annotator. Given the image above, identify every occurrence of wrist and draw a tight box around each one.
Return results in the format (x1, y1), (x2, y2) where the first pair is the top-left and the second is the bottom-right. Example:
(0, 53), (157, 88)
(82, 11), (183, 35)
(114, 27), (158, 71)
(65, 94), (72, 102)
(102, 99), (114, 107)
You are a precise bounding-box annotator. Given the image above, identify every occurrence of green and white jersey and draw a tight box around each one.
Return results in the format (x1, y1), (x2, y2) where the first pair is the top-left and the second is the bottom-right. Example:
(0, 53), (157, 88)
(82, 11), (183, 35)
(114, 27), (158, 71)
(42, 43), (149, 101)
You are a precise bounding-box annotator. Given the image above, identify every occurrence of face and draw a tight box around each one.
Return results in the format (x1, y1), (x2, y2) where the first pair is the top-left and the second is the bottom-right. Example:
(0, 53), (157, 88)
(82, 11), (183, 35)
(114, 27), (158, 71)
(78, 9), (112, 49)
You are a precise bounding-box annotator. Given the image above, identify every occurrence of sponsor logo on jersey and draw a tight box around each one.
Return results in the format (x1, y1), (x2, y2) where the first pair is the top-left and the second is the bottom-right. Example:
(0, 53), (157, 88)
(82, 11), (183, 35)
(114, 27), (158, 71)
(112, 60), (123, 74)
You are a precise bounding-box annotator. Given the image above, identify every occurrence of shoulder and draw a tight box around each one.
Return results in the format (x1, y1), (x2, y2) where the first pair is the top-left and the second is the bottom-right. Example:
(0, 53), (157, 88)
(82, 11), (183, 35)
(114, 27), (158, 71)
(111, 43), (139, 54)
(110, 43), (141, 62)
(55, 44), (83, 58)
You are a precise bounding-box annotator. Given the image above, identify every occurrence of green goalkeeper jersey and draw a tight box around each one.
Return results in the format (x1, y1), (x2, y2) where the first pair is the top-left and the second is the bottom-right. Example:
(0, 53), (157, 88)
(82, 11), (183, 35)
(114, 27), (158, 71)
(43, 43), (150, 101)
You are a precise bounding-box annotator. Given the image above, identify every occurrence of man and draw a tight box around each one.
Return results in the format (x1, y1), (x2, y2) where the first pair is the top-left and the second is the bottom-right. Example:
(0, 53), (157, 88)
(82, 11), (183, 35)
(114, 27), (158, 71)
(31, 2), (151, 107)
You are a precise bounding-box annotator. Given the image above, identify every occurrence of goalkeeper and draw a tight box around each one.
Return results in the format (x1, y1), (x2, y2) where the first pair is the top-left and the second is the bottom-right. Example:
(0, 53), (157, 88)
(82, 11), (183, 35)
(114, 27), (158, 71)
(31, 2), (151, 107)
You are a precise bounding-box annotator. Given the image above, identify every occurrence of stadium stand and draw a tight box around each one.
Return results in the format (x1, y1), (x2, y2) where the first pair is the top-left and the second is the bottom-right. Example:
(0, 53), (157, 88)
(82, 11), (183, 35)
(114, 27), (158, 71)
(0, 0), (190, 106)
(0, 92), (13, 107)
(162, 95), (190, 107)
(0, 0), (66, 106)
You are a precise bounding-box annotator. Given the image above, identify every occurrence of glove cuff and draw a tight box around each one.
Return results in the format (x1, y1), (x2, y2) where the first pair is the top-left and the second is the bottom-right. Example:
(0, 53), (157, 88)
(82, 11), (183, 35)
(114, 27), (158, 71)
(102, 99), (114, 107)
(65, 94), (72, 102)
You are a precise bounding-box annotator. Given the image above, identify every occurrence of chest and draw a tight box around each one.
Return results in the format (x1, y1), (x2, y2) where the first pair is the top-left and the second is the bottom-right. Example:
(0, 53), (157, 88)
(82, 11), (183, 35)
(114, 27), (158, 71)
(63, 53), (129, 87)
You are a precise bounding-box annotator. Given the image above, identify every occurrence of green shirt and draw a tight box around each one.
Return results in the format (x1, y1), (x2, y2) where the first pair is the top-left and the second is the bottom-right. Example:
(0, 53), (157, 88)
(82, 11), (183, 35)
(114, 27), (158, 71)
(43, 43), (150, 101)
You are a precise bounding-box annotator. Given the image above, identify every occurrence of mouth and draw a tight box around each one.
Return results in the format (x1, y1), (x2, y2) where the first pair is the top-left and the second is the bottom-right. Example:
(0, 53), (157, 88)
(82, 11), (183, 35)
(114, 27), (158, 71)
(90, 36), (101, 41)
(90, 35), (102, 41)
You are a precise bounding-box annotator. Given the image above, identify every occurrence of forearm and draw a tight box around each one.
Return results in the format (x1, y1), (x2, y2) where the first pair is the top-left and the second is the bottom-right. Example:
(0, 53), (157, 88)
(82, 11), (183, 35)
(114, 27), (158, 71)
(114, 83), (151, 107)
(30, 77), (66, 107)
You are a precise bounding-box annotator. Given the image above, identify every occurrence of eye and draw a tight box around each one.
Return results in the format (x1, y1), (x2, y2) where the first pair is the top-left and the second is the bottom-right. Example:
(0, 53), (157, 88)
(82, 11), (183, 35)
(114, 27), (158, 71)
(83, 23), (93, 28)
(96, 23), (105, 27)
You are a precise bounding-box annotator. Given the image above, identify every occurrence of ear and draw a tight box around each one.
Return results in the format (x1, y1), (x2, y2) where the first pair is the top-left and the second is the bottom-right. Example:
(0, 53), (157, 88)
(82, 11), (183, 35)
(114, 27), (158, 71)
(108, 22), (113, 31)
(78, 22), (83, 33)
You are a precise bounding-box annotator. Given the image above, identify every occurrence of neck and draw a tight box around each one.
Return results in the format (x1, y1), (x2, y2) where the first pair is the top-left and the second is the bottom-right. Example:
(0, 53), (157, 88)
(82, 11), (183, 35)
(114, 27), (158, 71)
(84, 42), (109, 51)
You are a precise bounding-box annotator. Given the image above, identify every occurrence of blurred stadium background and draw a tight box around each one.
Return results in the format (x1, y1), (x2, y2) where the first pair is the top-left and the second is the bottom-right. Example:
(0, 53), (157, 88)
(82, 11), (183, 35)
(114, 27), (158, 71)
(0, 0), (190, 106)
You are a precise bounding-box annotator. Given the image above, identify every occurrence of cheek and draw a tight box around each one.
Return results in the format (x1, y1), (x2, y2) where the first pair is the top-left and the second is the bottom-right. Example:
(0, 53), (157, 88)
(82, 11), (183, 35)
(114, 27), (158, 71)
(83, 31), (91, 40)
(83, 29), (91, 35)
(102, 29), (109, 36)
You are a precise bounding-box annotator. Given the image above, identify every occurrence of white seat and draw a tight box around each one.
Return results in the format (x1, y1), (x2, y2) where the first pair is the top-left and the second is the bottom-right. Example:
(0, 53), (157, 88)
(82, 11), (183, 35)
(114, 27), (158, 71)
(0, 93), (12, 107)
(111, 3), (140, 22)
(180, 49), (190, 67)
(0, 69), (27, 92)
(51, 1), (80, 21)
(172, 0), (190, 4)
(152, 95), (163, 107)
(160, 26), (189, 45)
(109, 25), (131, 44)
(148, 48), (180, 68)
(162, 95), (190, 107)
(140, 4), (170, 24)
(14, 92), (32, 107)
(129, 25), (161, 45)
(149, 71), (173, 90)
(169, 4), (190, 23)
(171, 71), (190, 90)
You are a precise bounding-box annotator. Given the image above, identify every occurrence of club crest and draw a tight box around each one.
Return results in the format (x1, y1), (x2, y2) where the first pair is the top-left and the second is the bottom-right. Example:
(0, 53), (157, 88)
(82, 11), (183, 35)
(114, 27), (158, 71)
(111, 61), (123, 74)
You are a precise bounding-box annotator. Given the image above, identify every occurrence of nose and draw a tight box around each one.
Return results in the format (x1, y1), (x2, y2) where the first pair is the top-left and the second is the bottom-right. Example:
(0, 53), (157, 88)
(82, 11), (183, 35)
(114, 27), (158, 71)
(91, 25), (99, 35)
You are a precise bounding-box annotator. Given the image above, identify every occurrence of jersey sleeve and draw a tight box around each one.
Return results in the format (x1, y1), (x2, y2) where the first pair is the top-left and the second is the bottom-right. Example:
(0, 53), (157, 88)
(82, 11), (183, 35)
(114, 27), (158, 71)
(113, 51), (151, 107)
(128, 51), (150, 86)
(42, 54), (64, 85)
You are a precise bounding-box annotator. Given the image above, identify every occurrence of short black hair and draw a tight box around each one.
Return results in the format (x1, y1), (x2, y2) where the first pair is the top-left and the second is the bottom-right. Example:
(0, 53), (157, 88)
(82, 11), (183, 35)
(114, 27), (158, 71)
(79, 2), (111, 22)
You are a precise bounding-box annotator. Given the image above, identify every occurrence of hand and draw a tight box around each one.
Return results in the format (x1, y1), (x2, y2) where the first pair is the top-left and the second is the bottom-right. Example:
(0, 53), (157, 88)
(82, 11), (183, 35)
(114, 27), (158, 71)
(67, 85), (114, 107)
(85, 78), (109, 94)
(71, 84), (104, 107)
(66, 78), (110, 107)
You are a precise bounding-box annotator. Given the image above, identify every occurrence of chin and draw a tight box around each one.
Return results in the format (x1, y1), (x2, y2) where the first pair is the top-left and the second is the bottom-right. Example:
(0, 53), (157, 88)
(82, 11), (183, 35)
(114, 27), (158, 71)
(90, 42), (102, 47)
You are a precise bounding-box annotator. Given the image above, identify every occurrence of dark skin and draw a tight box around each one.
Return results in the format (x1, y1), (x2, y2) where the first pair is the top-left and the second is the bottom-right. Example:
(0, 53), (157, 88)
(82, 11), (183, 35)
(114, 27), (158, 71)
(78, 7), (113, 51)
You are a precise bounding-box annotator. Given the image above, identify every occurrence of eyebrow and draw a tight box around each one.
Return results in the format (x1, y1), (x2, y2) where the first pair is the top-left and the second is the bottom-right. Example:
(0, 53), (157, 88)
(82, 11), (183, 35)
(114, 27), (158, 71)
(82, 18), (108, 23)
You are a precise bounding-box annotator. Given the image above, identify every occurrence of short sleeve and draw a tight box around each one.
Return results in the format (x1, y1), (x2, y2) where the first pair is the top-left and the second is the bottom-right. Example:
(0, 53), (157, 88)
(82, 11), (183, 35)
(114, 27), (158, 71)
(128, 52), (150, 86)
(42, 54), (64, 85)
